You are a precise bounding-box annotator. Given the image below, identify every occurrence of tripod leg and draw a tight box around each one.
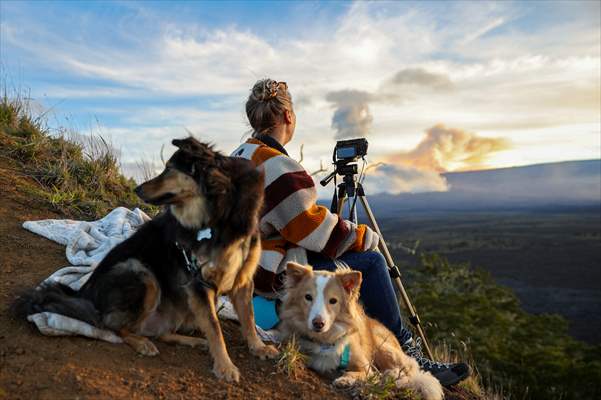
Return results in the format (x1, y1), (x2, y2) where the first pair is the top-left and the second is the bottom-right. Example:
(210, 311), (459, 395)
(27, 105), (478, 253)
(337, 196), (346, 216)
(358, 194), (435, 360)
(337, 185), (347, 216)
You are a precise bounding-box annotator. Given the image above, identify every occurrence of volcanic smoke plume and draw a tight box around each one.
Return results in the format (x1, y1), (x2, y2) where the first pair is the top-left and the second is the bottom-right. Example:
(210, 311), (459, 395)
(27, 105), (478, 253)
(362, 163), (449, 194)
(325, 90), (374, 139)
(388, 124), (511, 172)
(363, 124), (511, 194)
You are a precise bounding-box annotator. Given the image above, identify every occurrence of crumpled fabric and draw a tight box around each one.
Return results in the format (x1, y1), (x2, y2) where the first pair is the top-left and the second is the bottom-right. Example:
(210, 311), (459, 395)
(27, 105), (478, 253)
(22, 207), (276, 344)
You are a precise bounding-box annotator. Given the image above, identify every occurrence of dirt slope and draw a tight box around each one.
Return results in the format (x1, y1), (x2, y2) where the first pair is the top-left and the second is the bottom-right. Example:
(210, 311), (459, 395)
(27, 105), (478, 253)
(0, 160), (479, 400)
(0, 161), (346, 400)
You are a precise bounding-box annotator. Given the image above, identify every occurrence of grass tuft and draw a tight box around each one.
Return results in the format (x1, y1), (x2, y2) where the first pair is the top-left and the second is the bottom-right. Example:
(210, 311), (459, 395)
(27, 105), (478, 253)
(275, 335), (308, 379)
(0, 90), (157, 220)
(346, 372), (414, 400)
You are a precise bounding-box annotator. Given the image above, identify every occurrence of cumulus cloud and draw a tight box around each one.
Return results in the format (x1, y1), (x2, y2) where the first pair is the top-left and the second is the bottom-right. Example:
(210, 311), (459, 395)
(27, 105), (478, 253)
(390, 68), (454, 91)
(2, 1), (599, 176)
(388, 124), (511, 172)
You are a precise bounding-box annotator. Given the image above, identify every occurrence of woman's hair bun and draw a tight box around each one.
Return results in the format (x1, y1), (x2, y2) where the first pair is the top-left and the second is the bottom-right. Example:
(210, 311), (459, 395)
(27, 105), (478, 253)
(246, 78), (292, 136)
(252, 79), (279, 102)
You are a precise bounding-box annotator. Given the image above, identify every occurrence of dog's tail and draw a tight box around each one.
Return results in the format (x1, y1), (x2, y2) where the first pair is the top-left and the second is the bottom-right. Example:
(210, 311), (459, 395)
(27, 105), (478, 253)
(11, 282), (100, 326)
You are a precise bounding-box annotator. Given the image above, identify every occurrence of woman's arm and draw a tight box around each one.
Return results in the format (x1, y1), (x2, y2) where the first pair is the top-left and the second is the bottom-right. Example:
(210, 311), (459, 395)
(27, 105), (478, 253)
(262, 155), (378, 258)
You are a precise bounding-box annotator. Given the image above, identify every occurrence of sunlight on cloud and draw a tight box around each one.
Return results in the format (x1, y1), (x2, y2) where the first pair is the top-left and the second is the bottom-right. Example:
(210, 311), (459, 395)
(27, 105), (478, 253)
(360, 124), (510, 194)
(388, 124), (512, 173)
(2, 1), (599, 192)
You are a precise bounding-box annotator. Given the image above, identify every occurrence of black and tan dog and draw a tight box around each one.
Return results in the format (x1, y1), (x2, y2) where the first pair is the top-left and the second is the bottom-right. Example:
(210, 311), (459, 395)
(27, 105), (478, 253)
(13, 137), (278, 382)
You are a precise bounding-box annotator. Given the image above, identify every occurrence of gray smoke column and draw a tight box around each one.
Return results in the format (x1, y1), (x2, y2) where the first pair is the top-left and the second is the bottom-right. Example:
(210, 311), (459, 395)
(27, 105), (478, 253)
(325, 90), (374, 139)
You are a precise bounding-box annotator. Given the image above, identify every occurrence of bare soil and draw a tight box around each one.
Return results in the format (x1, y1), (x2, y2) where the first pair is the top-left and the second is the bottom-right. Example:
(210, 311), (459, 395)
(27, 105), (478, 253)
(0, 160), (477, 400)
(0, 162), (348, 400)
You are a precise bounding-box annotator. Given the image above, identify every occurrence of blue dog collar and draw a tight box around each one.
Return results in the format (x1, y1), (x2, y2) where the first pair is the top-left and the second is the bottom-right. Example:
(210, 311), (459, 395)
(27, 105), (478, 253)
(339, 344), (351, 370)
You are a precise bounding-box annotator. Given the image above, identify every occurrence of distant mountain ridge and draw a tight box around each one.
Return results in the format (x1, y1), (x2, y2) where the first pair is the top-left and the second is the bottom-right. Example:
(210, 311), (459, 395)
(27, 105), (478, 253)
(362, 159), (601, 217)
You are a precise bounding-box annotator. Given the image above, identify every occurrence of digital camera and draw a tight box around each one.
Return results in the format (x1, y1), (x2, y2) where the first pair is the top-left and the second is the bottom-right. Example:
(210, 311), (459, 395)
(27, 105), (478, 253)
(335, 138), (368, 161)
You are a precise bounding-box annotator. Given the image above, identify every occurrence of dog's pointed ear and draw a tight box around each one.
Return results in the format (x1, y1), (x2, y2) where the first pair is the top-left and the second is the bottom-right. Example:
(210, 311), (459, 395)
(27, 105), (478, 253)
(336, 270), (362, 295)
(172, 137), (202, 152)
(286, 262), (312, 287)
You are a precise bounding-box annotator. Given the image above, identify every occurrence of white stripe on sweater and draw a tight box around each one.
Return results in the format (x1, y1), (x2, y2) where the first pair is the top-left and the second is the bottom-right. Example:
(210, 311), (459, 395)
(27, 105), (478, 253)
(263, 186), (317, 231)
(262, 155), (306, 187)
(231, 142), (260, 160)
(259, 250), (285, 273)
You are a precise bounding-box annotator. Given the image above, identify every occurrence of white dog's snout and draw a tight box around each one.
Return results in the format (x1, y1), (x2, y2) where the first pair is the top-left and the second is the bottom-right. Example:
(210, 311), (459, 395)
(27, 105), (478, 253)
(308, 275), (331, 332)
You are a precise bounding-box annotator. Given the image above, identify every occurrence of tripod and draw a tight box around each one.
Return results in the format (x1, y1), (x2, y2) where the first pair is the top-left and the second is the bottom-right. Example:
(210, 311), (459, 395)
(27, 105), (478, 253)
(332, 172), (435, 360)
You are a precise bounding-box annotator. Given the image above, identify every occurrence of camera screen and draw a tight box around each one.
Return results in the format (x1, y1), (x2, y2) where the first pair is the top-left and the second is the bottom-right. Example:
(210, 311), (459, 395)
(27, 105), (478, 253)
(336, 146), (357, 159)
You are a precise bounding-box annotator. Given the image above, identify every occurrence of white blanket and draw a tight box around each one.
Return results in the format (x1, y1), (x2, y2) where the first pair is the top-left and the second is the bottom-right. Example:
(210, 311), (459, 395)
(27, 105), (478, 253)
(22, 207), (276, 344)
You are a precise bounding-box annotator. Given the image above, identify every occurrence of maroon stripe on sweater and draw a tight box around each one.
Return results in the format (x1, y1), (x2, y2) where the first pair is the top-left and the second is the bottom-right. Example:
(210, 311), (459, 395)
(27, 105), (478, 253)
(262, 171), (315, 217)
(322, 216), (350, 258)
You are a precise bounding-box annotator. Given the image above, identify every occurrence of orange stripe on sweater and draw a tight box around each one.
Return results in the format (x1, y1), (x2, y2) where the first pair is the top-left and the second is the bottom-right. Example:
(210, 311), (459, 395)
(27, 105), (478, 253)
(349, 224), (367, 252)
(248, 139), (281, 166)
(261, 238), (287, 255)
(280, 205), (327, 244)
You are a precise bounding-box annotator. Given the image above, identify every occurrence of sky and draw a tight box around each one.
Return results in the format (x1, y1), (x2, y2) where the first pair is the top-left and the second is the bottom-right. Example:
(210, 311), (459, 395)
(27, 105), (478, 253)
(1, 0), (600, 194)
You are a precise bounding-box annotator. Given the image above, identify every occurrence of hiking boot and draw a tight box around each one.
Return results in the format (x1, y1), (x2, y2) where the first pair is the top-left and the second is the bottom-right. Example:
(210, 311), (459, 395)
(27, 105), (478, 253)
(402, 337), (471, 387)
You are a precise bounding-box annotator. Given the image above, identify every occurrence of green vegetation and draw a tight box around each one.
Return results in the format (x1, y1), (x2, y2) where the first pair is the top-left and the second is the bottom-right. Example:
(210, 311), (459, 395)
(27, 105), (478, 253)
(4, 88), (598, 399)
(0, 92), (156, 220)
(405, 253), (601, 400)
(348, 373), (408, 400)
(275, 335), (308, 379)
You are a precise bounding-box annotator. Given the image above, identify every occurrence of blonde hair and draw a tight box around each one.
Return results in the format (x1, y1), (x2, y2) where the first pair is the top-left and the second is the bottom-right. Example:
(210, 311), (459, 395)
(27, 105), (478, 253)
(246, 79), (293, 137)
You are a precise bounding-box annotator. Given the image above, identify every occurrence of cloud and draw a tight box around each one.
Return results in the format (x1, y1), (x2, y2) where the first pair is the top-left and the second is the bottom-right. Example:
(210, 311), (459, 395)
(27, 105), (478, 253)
(2, 1), (599, 177)
(325, 66), (453, 139)
(363, 163), (448, 194)
(361, 123), (510, 194)
(389, 68), (454, 91)
(388, 124), (512, 172)
(460, 17), (506, 45)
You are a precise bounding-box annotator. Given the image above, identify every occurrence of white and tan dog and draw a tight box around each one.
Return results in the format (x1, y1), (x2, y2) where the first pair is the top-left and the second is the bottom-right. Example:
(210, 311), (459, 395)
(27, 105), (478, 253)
(275, 262), (444, 400)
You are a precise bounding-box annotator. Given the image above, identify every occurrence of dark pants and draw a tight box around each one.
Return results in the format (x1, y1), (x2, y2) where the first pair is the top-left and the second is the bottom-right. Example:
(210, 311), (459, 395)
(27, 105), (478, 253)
(308, 250), (414, 345)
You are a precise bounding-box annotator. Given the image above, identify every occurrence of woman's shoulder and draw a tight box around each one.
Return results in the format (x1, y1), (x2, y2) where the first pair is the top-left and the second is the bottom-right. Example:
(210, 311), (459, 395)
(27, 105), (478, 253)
(233, 139), (301, 168)
(232, 138), (281, 164)
(232, 139), (312, 187)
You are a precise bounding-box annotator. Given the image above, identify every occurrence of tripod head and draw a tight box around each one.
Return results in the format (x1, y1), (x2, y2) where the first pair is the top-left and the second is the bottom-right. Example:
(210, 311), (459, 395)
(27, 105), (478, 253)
(319, 159), (358, 187)
(320, 138), (368, 223)
(320, 138), (366, 187)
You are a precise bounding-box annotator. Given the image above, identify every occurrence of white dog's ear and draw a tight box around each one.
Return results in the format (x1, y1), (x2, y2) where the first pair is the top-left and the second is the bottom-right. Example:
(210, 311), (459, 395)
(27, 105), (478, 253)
(336, 270), (362, 295)
(285, 262), (312, 286)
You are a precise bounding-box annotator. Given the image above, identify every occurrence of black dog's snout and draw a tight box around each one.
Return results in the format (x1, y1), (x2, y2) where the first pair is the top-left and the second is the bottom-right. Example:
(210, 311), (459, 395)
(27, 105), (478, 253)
(134, 185), (144, 197)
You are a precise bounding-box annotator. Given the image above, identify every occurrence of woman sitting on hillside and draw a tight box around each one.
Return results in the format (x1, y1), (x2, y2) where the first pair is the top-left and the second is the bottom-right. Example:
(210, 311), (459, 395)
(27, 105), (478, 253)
(231, 79), (470, 387)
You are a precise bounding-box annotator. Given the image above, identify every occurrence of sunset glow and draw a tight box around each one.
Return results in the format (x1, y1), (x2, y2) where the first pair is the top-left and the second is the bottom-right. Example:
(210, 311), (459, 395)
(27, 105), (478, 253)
(1, 1), (599, 191)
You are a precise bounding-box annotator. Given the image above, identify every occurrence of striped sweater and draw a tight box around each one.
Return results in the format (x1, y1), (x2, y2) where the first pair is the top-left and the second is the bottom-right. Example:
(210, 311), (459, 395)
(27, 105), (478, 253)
(231, 137), (369, 295)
